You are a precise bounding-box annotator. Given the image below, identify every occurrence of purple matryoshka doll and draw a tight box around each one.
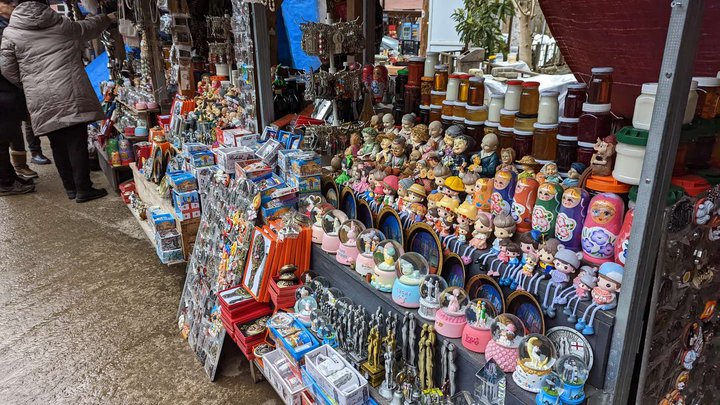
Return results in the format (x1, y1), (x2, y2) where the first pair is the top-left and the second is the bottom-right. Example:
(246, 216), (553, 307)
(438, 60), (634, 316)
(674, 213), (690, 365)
(581, 193), (625, 265)
(531, 182), (563, 238)
(490, 167), (517, 216)
(511, 177), (539, 233)
(555, 187), (590, 252)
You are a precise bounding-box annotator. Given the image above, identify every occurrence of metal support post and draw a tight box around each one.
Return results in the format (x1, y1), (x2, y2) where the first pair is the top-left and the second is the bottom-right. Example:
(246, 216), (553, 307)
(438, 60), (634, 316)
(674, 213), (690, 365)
(362, 0), (377, 64)
(603, 0), (704, 403)
(251, 3), (274, 128)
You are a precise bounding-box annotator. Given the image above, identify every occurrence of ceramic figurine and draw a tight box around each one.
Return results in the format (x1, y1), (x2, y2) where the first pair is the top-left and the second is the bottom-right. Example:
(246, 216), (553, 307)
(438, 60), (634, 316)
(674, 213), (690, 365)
(367, 168), (387, 203)
(455, 202), (478, 247)
(542, 246), (583, 318)
(398, 113), (416, 141)
(432, 164), (451, 192)
(590, 135), (617, 177)
(404, 184), (428, 222)
(473, 177), (494, 213)
(443, 175), (465, 205)
(512, 177), (539, 233)
(497, 147), (517, 173)
(517, 251), (539, 292)
(423, 121), (444, 159)
(381, 175), (400, 208)
(517, 155), (539, 180)
(436, 196), (459, 237)
(512, 334), (557, 393)
(365, 65), (388, 104)
(480, 213), (516, 276)
(485, 314), (526, 372)
(575, 262), (623, 335)
(555, 187), (590, 252)
(376, 133), (396, 166)
(527, 238), (561, 295)
(410, 124), (429, 153)
(490, 168), (517, 216)
(396, 177), (414, 212)
(369, 114), (383, 131)
(451, 135), (475, 175)
(562, 162), (588, 189)
(358, 127), (381, 161)
(532, 182), (563, 238)
(462, 172), (479, 204)
(581, 193), (625, 265)
(439, 127), (458, 160)
(563, 267), (599, 323)
(476, 133), (500, 178)
(383, 113), (399, 136)
(497, 241), (522, 285)
(469, 213), (493, 250)
(536, 162), (562, 184)
(346, 131), (362, 158)
(510, 231), (541, 290)
(372, 240), (404, 292)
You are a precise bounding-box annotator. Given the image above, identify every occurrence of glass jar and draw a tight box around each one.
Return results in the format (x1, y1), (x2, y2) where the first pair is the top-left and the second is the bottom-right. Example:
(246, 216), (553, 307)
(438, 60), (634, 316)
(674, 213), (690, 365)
(441, 116), (454, 130)
(513, 129), (534, 158)
(498, 126), (515, 150)
(564, 83), (587, 118)
(430, 105), (442, 122)
(465, 105), (488, 122)
(465, 121), (484, 147)
(519, 81), (541, 115)
(433, 65), (449, 92)
(632, 83), (657, 130)
(395, 71), (409, 101)
(577, 145), (595, 166)
(446, 74), (461, 101)
(488, 94), (505, 122)
(441, 100), (454, 116)
(586, 175), (631, 206)
(458, 74), (471, 102)
(685, 80), (698, 124)
(419, 105), (431, 125)
(504, 80), (523, 110)
(578, 103), (613, 144)
(407, 57), (425, 86)
(692, 76), (720, 119)
(404, 84), (420, 114)
(499, 109), (518, 128)
(431, 90), (446, 106)
(453, 101), (467, 119)
(538, 91), (560, 124)
(468, 77), (485, 106)
(424, 52), (439, 77)
(532, 123), (559, 162)
(484, 121), (500, 136)
(452, 116), (465, 128)
(420, 77), (433, 106)
(588, 67), (614, 104)
(514, 114), (538, 131)
(558, 116), (580, 138)
(556, 135), (578, 174)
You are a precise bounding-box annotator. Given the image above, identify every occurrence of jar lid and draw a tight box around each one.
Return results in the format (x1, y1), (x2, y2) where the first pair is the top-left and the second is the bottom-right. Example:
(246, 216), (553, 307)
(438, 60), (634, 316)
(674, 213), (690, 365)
(464, 119), (485, 126)
(421, 76), (434, 82)
(490, 93), (505, 99)
(567, 83), (587, 89)
(559, 116), (580, 123)
(616, 126), (649, 146)
(500, 108), (519, 115)
(442, 100), (454, 106)
(431, 90), (447, 95)
(410, 56), (426, 63)
(420, 105), (431, 110)
(466, 105), (488, 111)
(577, 141), (596, 148)
(533, 122), (559, 130)
(434, 64), (448, 70)
(459, 74), (472, 79)
(485, 121), (500, 128)
(671, 175), (712, 197)
(506, 80), (524, 86)
(398, 69), (409, 75)
(452, 116), (465, 121)
(469, 76), (485, 83)
(629, 184), (684, 205)
(430, 104), (442, 110)
(582, 102), (612, 113)
(591, 67), (614, 74)
(498, 125), (515, 132)
(640, 83), (658, 95)
(513, 129), (534, 136)
(692, 76), (720, 87)
(441, 115), (455, 120)
(453, 101), (467, 107)
(586, 175), (631, 194)
(556, 134), (578, 141)
(522, 81), (540, 88)
(449, 74), (461, 79)
(540, 90), (559, 97)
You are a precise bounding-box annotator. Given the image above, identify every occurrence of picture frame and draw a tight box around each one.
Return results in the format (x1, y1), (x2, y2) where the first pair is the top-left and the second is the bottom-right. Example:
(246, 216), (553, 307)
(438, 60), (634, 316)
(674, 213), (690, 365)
(340, 187), (357, 219)
(356, 199), (374, 229)
(376, 206), (404, 247)
(465, 274), (505, 315)
(442, 253), (466, 288)
(506, 290), (545, 335)
(405, 222), (443, 274)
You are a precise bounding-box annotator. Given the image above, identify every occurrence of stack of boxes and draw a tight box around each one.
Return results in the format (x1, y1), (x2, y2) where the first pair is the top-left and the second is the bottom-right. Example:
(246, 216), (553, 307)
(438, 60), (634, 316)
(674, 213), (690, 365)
(167, 171), (201, 221)
(148, 207), (184, 264)
(218, 286), (273, 360)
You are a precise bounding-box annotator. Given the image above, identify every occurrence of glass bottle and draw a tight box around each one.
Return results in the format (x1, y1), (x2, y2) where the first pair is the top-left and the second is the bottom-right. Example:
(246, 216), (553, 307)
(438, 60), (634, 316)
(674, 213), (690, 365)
(468, 76), (485, 107)
(587, 67), (614, 104)
(564, 83), (587, 118)
(458, 74), (471, 102)
(519, 81), (540, 115)
(433, 65), (449, 92)
(488, 94), (504, 122)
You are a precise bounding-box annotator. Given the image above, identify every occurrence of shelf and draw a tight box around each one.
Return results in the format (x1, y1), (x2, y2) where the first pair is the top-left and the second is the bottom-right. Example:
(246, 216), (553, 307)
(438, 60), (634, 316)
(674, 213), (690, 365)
(117, 100), (160, 115)
(94, 141), (132, 192)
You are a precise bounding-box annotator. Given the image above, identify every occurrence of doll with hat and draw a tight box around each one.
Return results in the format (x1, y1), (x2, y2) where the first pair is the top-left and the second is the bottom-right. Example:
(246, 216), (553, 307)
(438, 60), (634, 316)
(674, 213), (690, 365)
(575, 262), (623, 335)
(454, 202), (478, 250)
(405, 183), (428, 222)
(543, 246), (583, 318)
(396, 177), (415, 213)
(563, 267), (599, 323)
(436, 196), (460, 237)
(443, 175), (465, 205)
(381, 175), (399, 208)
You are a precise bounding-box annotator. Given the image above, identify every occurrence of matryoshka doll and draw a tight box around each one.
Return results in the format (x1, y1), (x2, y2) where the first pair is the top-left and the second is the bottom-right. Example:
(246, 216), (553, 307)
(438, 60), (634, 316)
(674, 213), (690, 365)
(490, 167), (517, 216)
(614, 208), (634, 265)
(512, 177), (539, 233)
(555, 187), (590, 252)
(581, 193), (625, 265)
(532, 182), (563, 238)
(474, 177), (494, 213)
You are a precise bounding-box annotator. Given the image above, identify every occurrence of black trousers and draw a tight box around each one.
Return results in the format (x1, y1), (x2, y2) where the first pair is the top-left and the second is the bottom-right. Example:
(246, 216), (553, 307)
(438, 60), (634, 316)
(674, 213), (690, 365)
(10, 121), (41, 154)
(0, 119), (22, 186)
(46, 124), (93, 193)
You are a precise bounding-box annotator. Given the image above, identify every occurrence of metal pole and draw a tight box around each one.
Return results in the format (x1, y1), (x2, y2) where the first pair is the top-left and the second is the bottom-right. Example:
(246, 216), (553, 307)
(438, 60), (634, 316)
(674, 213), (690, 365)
(603, 0), (704, 403)
(251, 3), (274, 128)
(363, 0), (377, 64)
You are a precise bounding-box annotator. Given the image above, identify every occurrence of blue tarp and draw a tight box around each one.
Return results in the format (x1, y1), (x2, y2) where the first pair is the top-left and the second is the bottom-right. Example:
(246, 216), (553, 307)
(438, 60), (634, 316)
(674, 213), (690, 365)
(85, 50), (109, 100)
(277, 0), (321, 71)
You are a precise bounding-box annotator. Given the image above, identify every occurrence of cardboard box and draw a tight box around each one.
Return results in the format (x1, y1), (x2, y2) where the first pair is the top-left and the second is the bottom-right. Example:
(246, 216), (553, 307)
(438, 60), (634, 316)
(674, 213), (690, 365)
(263, 350), (307, 405)
(181, 142), (209, 158)
(289, 152), (322, 176)
(189, 150), (215, 168)
(148, 208), (176, 233)
(155, 228), (182, 251)
(215, 146), (255, 173)
(304, 345), (369, 405)
(278, 149), (305, 174)
(235, 160), (273, 181)
(286, 173), (321, 194)
(167, 171), (197, 192)
(217, 127), (254, 147)
(172, 189), (201, 220)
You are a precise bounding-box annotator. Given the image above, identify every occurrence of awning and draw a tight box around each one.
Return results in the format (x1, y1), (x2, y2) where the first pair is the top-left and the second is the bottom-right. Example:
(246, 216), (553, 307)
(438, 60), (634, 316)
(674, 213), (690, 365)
(383, 0), (423, 12)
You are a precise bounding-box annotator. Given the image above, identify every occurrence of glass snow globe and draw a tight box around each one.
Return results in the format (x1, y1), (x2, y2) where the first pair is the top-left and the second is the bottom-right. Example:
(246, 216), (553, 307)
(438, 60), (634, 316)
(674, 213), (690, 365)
(418, 274), (448, 321)
(311, 202), (335, 243)
(336, 220), (366, 266)
(294, 287), (318, 326)
(321, 209), (349, 253)
(391, 253), (429, 308)
(371, 239), (404, 292)
(462, 298), (497, 353)
(556, 354), (589, 404)
(535, 372), (563, 405)
(485, 314), (526, 372)
(513, 334), (558, 393)
(308, 276), (329, 294)
(435, 287), (470, 338)
(316, 318), (338, 346)
(355, 228), (386, 276)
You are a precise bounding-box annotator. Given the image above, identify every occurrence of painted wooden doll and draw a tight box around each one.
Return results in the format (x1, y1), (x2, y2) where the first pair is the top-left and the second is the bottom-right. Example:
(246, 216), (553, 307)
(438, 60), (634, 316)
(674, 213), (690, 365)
(473, 177), (494, 213)
(555, 187), (590, 252)
(581, 193), (625, 265)
(511, 177), (539, 233)
(490, 168), (517, 217)
(531, 182), (563, 238)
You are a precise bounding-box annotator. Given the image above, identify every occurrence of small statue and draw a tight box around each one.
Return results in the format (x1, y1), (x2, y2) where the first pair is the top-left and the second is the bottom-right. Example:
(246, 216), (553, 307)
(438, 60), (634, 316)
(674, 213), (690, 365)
(365, 65), (388, 105)
(439, 128), (457, 159)
(376, 133), (395, 166)
(382, 113), (399, 135)
(398, 113), (416, 141)
(404, 183), (428, 222)
(358, 127), (381, 161)
(490, 168), (517, 216)
(575, 262), (623, 335)
(436, 196), (459, 237)
(516, 155), (539, 180)
(443, 175), (465, 205)
(481, 213), (516, 276)
(590, 135), (617, 177)
(543, 246), (583, 318)
(385, 138), (408, 176)
(345, 131), (362, 158)
(409, 124), (429, 153)
(517, 251), (539, 292)
(396, 177), (415, 212)
(432, 165), (452, 191)
(562, 162), (588, 189)
(381, 175), (400, 208)
(447, 134), (474, 175)
(563, 269), (599, 322)
(469, 214), (493, 250)
(527, 238), (561, 295)
(497, 147), (517, 173)
(423, 121), (444, 159)
(476, 133), (500, 178)
(537, 162), (562, 184)
(369, 114), (383, 131)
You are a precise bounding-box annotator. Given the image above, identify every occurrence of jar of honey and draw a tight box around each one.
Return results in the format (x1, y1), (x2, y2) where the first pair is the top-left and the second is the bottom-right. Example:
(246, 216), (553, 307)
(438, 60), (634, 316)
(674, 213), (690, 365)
(465, 121), (484, 147)
(564, 83), (587, 118)
(420, 77), (434, 106)
(538, 91), (560, 124)
(407, 57), (425, 86)
(430, 105), (442, 122)
(558, 116), (580, 138)
(519, 81), (541, 115)
(453, 101), (467, 119)
(431, 90), (446, 106)
(499, 109), (518, 128)
(485, 121), (500, 136)
(532, 123), (559, 162)
(465, 105), (488, 122)
(692, 77), (720, 120)
(514, 114), (538, 132)
(419, 105), (431, 125)
(458, 74), (472, 102)
(441, 100), (454, 116)
(488, 93), (504, 122)
(498, 126), (515, 150)
(504, 80), (523, 110)
(433, 65), (449, 92)
(578, 103), (612, 145)
(452, 116), (466, 129)
(446, 74), (461, 102)
(513, 129), (534, 158)
(404, 84), (421, 114)
(468, 77), (485, 106)
(588, 67), (614, 105)
(556, 134), (578, 174)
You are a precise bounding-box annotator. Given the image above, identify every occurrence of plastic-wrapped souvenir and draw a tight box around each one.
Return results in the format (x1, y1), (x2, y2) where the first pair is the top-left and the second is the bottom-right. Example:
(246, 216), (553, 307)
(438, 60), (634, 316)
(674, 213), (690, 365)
(555, 187), (590, 252)
(512, 177), (539, 233)
(419, 274), (449, 321)
(356, 228), (386, 276)
(557, 354), (590, 404)
(371, 239), (405, 292)
(581, 193), (625, 265)
(336, 220), (367, 266)
(392, 253), (430, 308)
(532, 182), (563, 238)
(485, 314), (526, 372)
(490, 168), (517, 216)
(542, 247), (583, 318)
(512, 334), (558, 392)
(575, 262), (623, 335)
(435, 287), (470, 338)
(462, 298), (497, 353)
(321, 209), (350, 254)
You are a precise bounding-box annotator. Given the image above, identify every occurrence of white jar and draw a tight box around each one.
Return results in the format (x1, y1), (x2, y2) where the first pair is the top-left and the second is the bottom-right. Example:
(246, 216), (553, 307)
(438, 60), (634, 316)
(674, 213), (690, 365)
(538, 91), (560, 124)
(632, 83), (657, 130)
(684, 80), (698, 124)
(613, 144), (646, 186)
(424, 52), (439, 77)
(446, 75), (461, 102)
(504, 80), (523, 110)
(488, 93), (505, 122)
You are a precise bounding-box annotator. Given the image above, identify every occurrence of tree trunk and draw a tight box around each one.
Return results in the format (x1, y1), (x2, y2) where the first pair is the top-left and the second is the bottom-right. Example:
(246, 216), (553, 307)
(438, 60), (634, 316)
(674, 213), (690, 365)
(518, 11), (533, 68)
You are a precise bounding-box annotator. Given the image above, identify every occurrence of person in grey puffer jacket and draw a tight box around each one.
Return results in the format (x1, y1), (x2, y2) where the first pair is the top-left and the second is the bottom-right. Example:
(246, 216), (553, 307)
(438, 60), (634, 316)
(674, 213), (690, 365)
(0, 0), (116, 202)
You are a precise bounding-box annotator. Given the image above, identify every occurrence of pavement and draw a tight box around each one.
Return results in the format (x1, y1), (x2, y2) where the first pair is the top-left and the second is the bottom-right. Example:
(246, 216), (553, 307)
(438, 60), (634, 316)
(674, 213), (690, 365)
(0, 152), (277, 404)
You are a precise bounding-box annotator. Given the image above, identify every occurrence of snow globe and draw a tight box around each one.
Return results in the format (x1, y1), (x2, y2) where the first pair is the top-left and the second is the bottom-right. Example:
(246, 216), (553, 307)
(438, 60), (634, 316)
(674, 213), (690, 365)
(535, 372), (563, 405)
(462, 298), (497, 353)
(391, 253), (429, 308)
(336, 220), (366, 266)
(317, 319), (338, 347)
(371, 239), (404, 292)
(418, 274), (448, 321)
(355, 228), (386, 276)
(435, 287), (470, 338)
(485, 314), (525, 372)
(556, 354), (589, 404)
(321, 209), (349, 254)
(294, 287), (318, 327)
(311, 203), (334, 243)
(512, 334), (558, 393)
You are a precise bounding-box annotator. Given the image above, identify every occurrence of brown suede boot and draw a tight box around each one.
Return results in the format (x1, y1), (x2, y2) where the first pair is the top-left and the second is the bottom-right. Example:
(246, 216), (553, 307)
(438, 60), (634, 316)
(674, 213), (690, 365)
(11, 151), (39, 180)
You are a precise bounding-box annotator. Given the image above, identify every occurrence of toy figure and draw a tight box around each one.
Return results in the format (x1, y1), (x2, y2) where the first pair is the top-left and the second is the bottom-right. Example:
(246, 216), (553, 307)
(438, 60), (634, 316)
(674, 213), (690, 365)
(581, 193), (625, 265)
(447, 134), (474, 174)
(563, 269), (599, 323)
(423, 121), (444, 159)
(352, 165), (371, 195)
(590, 135), (617, 177)
(469, 214), (493, 250)
(512, 177), (539, 233)
(543, 247), (583, 318)
(385, 138), (408, 175)
(456, 224), (471, 244)
(575, 262), (623, 335)
(561, 162), (587, 189)
(376, 133), (396, 166)
(405, 184), (428, 222)
(490, 168), (517, 216)
(415, 160), (434, 193)
(516, 155), (539, 180)
(555, 187), (590, 252)
(398, 113), (416, 141)
(427, 192), (443, 212)
(532, 182), (563, 238)
(365, 65), (388, 104)
(433, 165), (452, 193)
(536, 162), (562, 184)
(517, 251), (539, 292)
(496, 241), (522, 284)
(382, 113), (399, 136)
(473, 177), (494, 213)
(436, 197), (459, 237)
(396, 177), (415, 212)
(358, 128), (381, 161)
(410, 124), (429, 153)
(440, 126), (459, 162)
(474, 133), (500, 178)
(369, 114), (383, 131)
(479, 213), (516, 276)
(455, 201), (478, 240)
(443, 176), (465, 205)
(382, 175), (400, 207)
(527, 238), (561, 294)
(497, 147), (517, 173)
(462, 172), (479, 204)
(659, 371), (690, 405)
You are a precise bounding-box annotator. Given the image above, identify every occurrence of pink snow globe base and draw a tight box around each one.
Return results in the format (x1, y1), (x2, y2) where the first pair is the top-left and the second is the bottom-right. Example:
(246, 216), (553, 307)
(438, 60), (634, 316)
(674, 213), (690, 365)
(434, 310), (467, 338)
(462, 325), (492, 353)
(485, 340), (519, 372)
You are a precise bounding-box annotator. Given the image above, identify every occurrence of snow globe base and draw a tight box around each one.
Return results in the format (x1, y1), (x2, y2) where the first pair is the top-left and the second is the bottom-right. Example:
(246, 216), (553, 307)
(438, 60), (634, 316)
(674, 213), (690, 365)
(418, 300), (440, 321)
(536, 391), (559, 405)
(336, 243), (359, 266)
(513, 365), (550, 393)
(321, 234), (341, 254)
(461, 325), (492, 353)
(371, 267), (396, 292)
(485, 340), (519, 372)
(312, 224), (324, 243)
(560, 382), (586, 404)
(297, 313), (312, 327)
(391, 279), (421, 308)
(356, 254), (375, 276)
(434, 309), (467, 338)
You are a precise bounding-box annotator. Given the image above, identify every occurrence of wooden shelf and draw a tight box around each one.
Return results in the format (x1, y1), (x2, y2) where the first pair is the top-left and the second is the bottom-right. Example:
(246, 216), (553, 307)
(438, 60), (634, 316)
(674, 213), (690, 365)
(117, 99), (160, 115)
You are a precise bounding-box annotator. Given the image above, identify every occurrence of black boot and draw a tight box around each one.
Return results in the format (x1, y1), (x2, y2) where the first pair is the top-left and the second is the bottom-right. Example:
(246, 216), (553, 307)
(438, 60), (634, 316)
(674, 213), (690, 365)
(31, 152), (52, 165)
(76, 187), (108, 203)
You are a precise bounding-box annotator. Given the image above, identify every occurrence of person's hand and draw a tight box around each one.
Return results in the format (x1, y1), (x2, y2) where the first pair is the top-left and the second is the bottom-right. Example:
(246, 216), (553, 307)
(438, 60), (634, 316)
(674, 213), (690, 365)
(106, 12), (117, 23)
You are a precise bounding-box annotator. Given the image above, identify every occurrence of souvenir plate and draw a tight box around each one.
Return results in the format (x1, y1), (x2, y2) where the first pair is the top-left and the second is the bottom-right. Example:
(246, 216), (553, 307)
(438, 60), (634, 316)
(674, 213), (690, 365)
(546, 326), (594, 371)
(465, 274), (504, 315)
(405, 222), (443, 275)
(376, 206), (404, 247)
(340, 187), (357, 219)
(322, 177), (339, 208)
(442, 253), (466, 288)
(506, 290), (545, 335)
(356, 199), (375, 229)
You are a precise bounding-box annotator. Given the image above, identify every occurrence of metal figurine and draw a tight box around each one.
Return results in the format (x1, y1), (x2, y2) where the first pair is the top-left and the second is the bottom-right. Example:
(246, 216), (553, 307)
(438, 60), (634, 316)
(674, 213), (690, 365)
(418, 325), (428, 388)
(425, 328), (436, 389)
(447, 343), (458, 397)
(409, 313), (417, 366)
(380, 342), (396, 399)
(402, 312), (410, 362)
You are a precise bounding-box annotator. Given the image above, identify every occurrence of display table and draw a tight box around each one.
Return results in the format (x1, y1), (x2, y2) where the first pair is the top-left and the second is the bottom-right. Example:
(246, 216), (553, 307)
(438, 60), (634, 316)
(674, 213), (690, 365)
(94, 141), (133, 192)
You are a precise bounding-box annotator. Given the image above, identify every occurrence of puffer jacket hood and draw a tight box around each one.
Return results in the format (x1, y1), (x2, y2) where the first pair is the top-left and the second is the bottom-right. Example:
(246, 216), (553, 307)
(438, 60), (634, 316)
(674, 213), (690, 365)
(10, 2), (62, 30)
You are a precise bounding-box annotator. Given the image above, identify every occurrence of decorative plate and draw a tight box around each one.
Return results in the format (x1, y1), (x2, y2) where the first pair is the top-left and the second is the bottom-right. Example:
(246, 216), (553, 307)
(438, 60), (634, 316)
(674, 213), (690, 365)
(356, 199), (375, 229)
(442, 253), (466, 289)
(465, 274), (504, 315)
(322, 177), (339, 208)
(506, 290), (545, 335)
(405, 222), (443, 275)
(340, 187), (357, 219)
(376, 206), (404, 247)
(546, 326), (594, 372)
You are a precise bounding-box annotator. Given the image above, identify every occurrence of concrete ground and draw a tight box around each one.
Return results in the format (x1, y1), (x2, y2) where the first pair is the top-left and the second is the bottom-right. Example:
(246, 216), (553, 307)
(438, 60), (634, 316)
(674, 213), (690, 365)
(0, 151), (277, 404)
